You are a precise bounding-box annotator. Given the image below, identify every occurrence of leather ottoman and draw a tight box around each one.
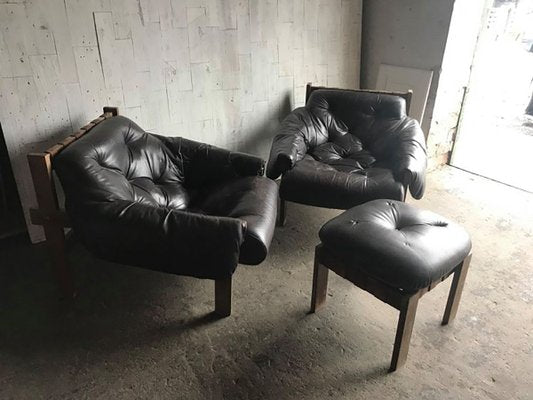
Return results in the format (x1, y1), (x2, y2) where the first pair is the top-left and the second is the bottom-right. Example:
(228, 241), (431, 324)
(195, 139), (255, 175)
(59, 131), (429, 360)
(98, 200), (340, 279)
(310, 199), (472, 371)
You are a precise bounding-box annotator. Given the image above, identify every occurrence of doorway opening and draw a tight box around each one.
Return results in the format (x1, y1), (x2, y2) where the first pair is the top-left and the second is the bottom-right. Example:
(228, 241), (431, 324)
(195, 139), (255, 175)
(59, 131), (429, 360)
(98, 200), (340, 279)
(450, 0), (533, 192)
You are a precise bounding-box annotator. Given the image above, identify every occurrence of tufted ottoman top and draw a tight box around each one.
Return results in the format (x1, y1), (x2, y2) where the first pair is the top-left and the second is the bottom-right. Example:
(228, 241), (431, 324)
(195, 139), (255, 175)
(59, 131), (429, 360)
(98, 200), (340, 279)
(319, 200), (472, 292)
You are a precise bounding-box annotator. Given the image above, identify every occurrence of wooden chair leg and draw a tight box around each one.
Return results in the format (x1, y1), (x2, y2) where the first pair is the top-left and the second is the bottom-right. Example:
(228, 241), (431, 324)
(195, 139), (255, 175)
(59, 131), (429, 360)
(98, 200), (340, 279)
(390, 292), (420, 372)
(277, 197), (287, 227)
(43, 225), (75, 299)
(215, 278), (232, 317)
(442, 252), (472, 325)
(310, 254), (329, 313)
(27, 152), (74, 298)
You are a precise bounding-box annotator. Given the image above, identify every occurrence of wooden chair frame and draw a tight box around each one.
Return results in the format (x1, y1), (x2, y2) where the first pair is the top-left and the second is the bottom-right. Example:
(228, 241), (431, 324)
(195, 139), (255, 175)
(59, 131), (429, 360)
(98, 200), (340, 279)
(27, 107), (231, 317)
(277, 83), (414, 227)
(310, 243), (472, 372)
(27, 107), (119, 298)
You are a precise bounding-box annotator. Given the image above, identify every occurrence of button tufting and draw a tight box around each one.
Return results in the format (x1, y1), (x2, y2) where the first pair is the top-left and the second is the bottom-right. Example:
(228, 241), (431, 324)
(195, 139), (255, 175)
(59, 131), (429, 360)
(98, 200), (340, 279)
(318, 200), (472, 293)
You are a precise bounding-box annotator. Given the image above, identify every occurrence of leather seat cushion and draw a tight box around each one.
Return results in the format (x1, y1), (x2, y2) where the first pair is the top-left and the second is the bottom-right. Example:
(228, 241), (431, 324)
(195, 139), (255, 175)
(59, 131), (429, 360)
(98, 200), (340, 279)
(280, 155), (404, 209)
(309, 133), (377, 171)
(193, 176), (278, 265)
(319, 199), (472, 291)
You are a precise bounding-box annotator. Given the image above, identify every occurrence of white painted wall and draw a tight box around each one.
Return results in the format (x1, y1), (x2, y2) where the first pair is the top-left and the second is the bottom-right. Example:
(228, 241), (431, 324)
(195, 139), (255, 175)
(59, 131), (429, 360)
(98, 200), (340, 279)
(0, 0), (362, 241)
(360, 0), (455, 135)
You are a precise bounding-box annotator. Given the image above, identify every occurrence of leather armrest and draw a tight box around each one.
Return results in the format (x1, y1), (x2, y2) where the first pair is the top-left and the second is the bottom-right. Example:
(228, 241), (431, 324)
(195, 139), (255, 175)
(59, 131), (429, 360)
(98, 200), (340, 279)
(266, 107), (312, 179)
(154, 135), (265, 186)
(266, 135), (305, 179)
(70, 200), (245, 280)
(392, 118), (427, 199)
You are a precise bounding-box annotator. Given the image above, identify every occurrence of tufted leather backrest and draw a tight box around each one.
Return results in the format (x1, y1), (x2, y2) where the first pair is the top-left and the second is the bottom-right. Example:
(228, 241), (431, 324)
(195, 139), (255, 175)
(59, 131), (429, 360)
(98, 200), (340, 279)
(307, 89), (406, 125)
(55, 116), (189, 211)
(307, 89), (410, 160)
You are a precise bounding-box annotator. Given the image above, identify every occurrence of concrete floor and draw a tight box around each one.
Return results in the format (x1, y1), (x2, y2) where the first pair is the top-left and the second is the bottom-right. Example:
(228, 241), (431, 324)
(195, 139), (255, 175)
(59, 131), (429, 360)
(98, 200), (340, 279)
(0, 166), (532, 399)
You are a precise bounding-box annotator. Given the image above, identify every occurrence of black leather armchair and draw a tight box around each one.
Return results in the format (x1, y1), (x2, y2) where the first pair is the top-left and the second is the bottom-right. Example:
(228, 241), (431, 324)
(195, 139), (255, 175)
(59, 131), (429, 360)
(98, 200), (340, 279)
(267, 86), (427, 224)
(54, 115), (278, 316)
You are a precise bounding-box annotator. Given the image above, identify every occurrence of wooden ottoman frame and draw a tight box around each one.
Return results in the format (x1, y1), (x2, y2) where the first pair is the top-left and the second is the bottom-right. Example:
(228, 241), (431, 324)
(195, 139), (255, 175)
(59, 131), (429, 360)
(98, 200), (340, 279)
(310, 243), (472, 372)
(26, 107), (232, 317)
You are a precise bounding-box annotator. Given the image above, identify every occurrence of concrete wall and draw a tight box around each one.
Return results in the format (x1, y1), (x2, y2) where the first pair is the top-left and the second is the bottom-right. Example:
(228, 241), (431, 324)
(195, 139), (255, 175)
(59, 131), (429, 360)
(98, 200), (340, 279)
(0, 0), (362, 241)
(360, 0), (455, 135)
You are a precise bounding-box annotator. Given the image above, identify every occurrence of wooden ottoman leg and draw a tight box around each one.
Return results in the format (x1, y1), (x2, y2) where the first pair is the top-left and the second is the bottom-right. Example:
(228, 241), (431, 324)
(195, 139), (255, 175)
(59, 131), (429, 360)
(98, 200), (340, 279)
(278, 197), (287, 227)
(310, 252), (329, 313)
(390, 292), (420, 372)
(442, 252), (472, 325)
(215, 278), (232, 317)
